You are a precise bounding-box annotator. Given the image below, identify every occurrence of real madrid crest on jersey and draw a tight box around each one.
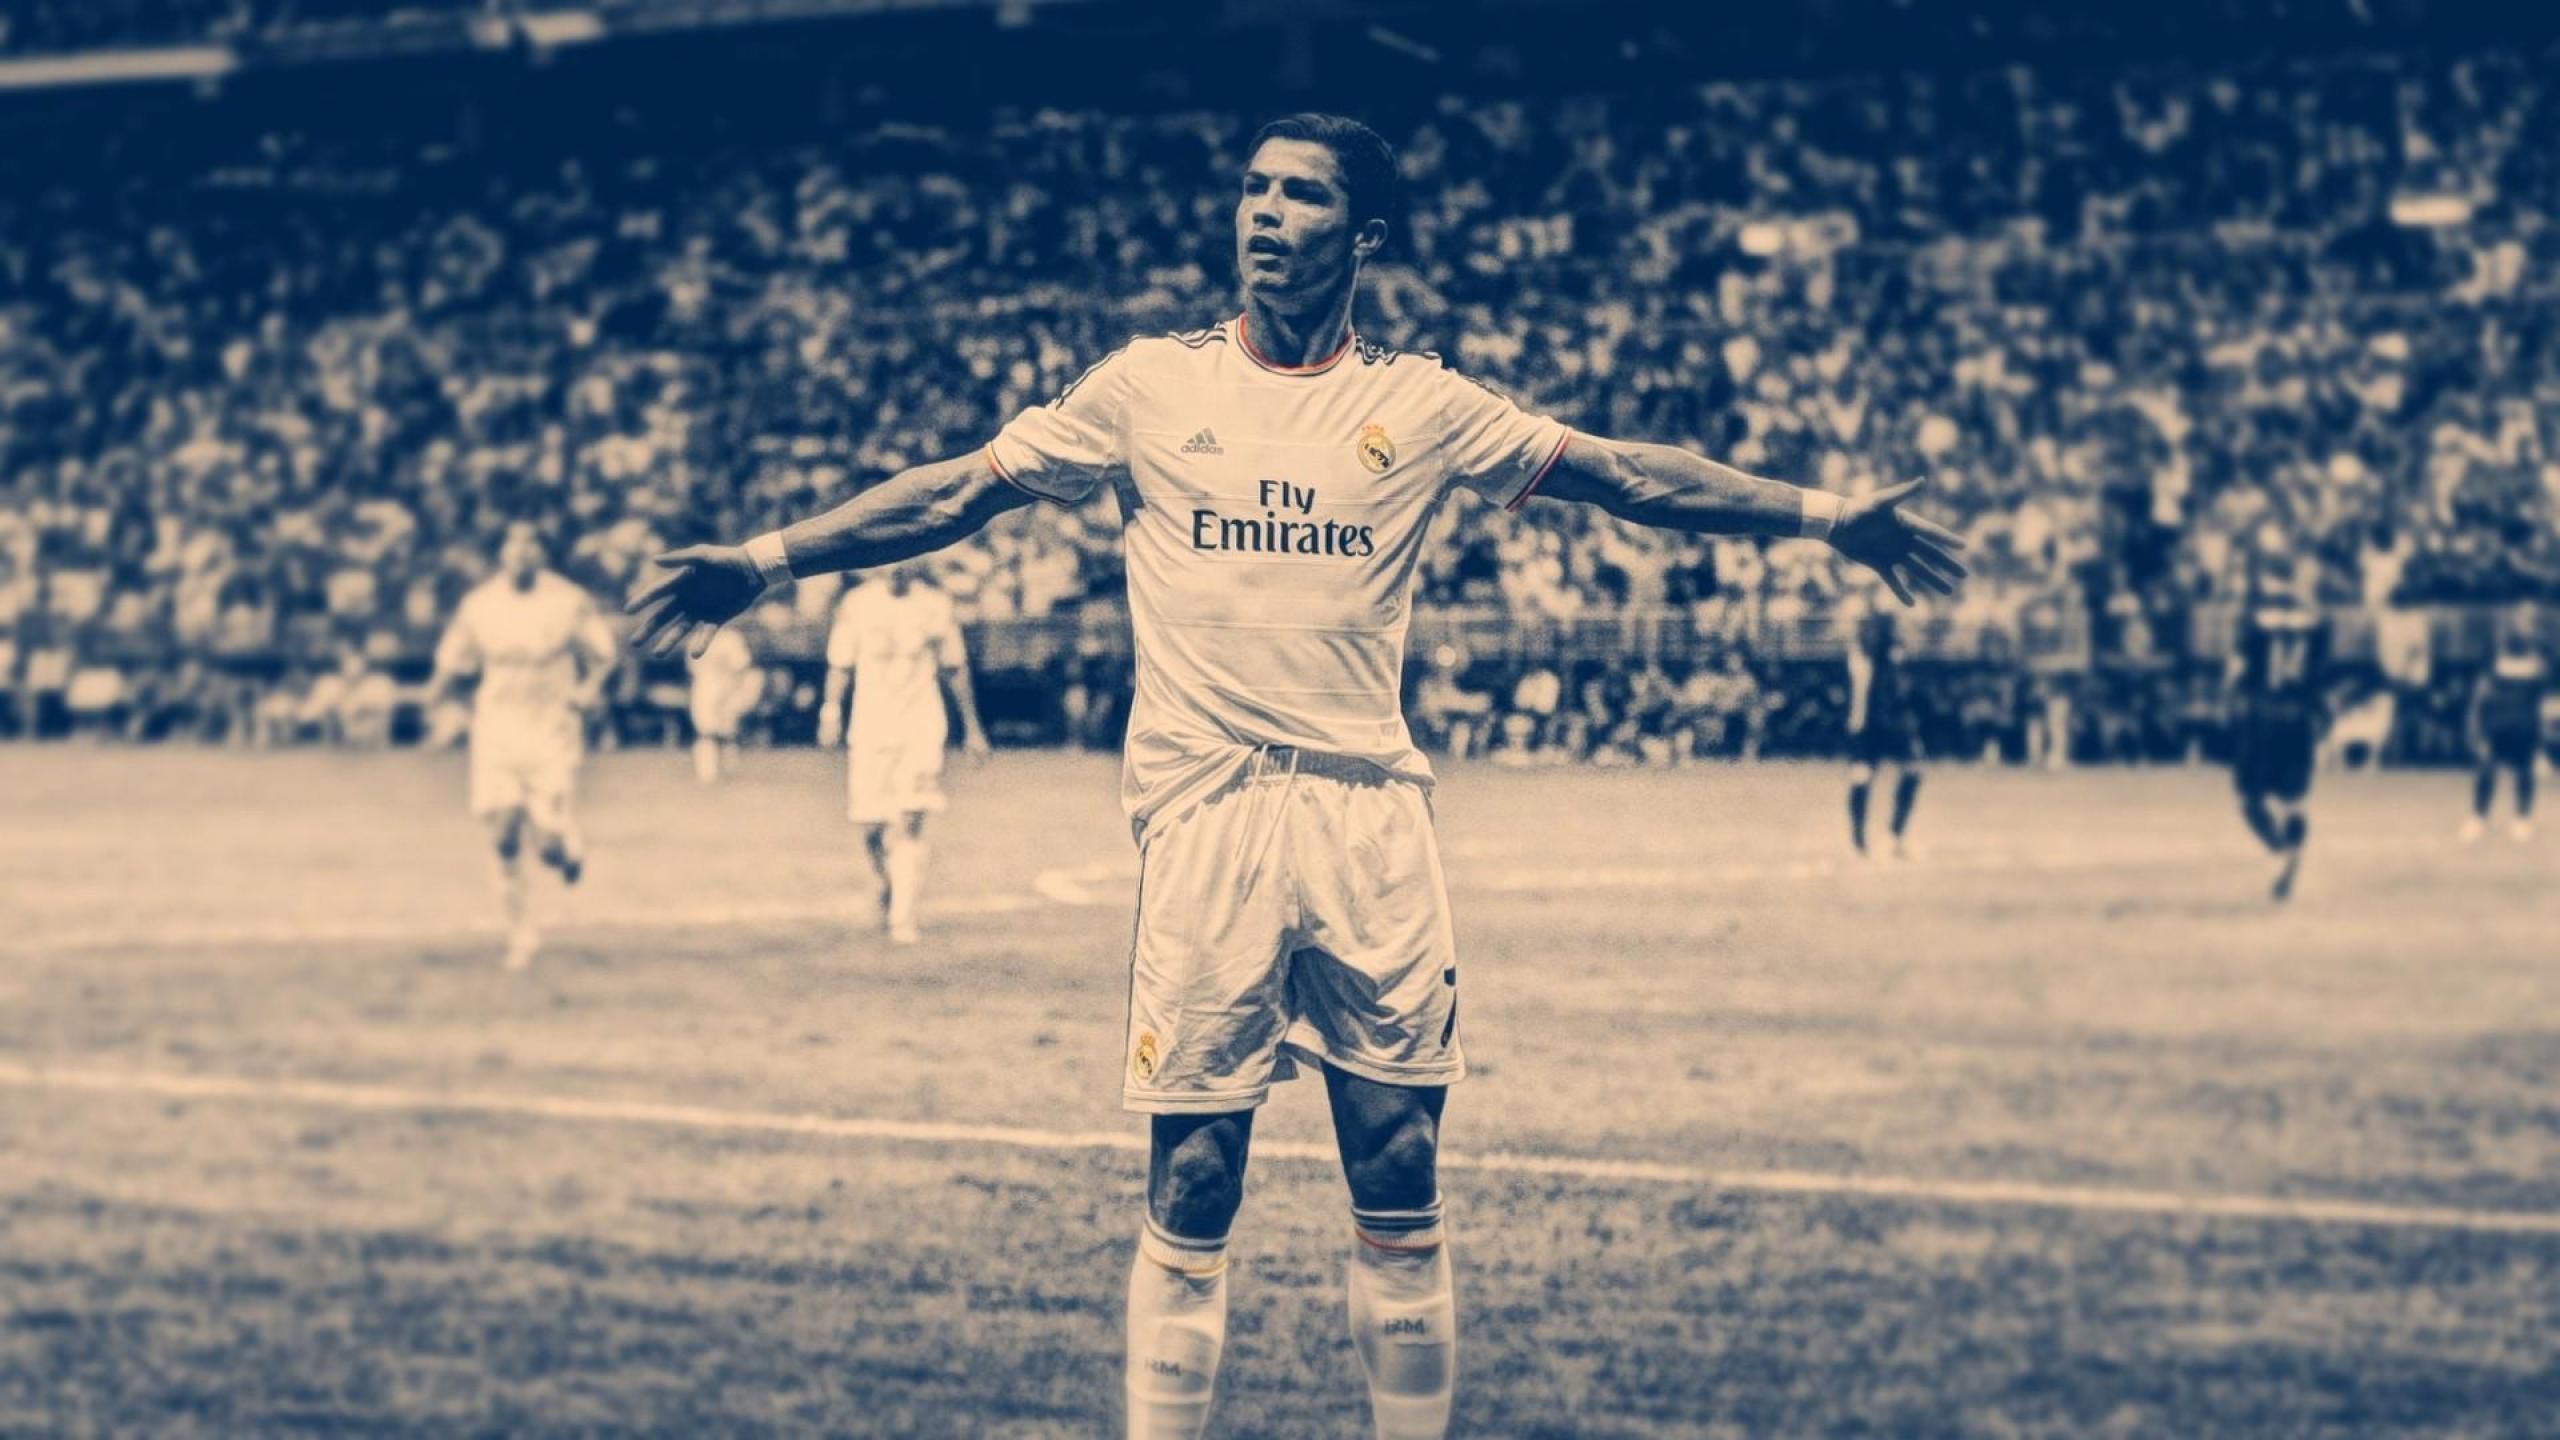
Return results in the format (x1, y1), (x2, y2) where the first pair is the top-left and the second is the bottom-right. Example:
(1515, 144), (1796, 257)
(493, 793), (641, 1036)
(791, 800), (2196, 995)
(1356, 422), (1397, 475)
(1132, 1030), (1160, 1084)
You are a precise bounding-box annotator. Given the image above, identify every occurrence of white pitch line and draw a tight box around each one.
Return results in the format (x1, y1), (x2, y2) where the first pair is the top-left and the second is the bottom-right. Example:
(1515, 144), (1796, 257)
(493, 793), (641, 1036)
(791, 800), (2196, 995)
(9, 831), (2468, 957)
(5, 1062), (2557, 1239)
(0, 892), (1040, 958)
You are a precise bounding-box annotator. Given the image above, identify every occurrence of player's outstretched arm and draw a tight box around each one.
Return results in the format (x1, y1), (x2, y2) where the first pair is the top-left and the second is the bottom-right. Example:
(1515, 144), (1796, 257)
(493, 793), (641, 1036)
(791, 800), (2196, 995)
(1531, 435), (1967, 605)
(625, 453), (1034, 658)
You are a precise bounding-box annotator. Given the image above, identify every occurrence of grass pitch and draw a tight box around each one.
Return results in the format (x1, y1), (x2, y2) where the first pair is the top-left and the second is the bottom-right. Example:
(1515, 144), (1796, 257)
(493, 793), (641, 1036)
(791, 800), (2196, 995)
(2, 746), (2555, 1436)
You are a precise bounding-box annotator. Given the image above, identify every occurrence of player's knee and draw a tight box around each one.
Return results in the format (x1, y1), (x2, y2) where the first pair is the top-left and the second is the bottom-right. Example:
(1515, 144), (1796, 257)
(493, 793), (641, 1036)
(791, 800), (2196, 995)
(1343, 1109), (1441, 1213)
(1151, 1121), (1249, 1236)
(488, 817), (523, 861)
(1849, 763), (1877, 786)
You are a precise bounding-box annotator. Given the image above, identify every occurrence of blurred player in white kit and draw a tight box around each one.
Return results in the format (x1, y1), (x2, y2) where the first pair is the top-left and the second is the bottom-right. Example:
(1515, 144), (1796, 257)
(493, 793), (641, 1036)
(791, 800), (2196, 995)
(685, 626), (761, 784)
(817, 562), (991, 944)
(427, 520), (617, 969)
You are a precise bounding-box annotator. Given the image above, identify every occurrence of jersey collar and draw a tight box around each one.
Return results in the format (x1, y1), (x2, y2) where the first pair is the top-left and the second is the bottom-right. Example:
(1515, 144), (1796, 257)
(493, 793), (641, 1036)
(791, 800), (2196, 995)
(1235, 313), (1353, 376)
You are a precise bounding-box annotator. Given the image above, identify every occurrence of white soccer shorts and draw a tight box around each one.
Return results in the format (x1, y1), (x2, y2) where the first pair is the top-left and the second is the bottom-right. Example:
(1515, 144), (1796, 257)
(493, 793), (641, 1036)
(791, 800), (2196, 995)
(1120, 747), (1465, 1114)
(468, 744), (579, 829)
(846, 742), (947, 824)
(689, 693), (744, 741)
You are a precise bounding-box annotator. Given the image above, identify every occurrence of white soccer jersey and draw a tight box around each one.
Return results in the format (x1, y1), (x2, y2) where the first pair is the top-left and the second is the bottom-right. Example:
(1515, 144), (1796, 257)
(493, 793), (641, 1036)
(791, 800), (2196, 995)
(436, 571), (614, 765)
(826, 579), (962, 751)
(987, 314), (1570, 832)
(687, 626), (757, 711)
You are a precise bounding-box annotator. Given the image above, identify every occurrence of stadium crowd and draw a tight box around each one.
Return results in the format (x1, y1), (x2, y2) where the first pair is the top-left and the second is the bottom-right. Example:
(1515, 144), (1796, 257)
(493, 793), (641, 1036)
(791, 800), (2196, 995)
(5, 39), (2558, 754)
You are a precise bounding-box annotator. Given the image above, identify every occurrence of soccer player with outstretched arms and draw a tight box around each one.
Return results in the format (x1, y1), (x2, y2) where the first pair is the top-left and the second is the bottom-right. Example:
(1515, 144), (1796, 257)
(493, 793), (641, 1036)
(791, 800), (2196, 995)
(624, 114), (1964, 1439)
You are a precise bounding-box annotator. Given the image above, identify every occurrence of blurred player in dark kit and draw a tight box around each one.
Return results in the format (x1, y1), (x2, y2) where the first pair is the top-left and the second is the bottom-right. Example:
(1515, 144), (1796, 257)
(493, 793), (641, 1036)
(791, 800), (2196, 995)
(2227, 553), (2326, 901)
(1846, 602), (1924, 859)
(2460, 603), (2547, 844)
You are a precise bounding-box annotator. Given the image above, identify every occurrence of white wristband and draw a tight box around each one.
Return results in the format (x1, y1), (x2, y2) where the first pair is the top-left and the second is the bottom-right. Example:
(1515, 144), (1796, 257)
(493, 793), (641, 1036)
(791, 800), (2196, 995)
(743, 531), (794, 589)
(1798, 490), (1846, 542)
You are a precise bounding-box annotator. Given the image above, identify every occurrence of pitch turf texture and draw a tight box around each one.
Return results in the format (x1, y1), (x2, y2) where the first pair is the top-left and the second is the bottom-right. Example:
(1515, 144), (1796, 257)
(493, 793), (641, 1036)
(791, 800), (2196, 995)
(2, 747), (2554, 1437)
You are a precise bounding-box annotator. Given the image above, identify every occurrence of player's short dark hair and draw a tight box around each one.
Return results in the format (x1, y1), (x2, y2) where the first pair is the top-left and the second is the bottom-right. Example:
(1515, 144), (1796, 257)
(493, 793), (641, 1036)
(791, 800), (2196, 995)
(1248, 112), (1401, 246)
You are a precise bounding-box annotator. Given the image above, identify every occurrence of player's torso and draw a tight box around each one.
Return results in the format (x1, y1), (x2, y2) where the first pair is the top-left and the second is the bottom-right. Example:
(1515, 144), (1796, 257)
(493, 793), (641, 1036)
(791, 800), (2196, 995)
(841, 586), (949, 740)
(468, 578), (588, 715)
(1111, 336), (1453, 746)
(2239, 610), (2322, 707)
(1870, 645), (1911, 713)
(689, 633), (751, 691)
(2484, 653), (2548, 727)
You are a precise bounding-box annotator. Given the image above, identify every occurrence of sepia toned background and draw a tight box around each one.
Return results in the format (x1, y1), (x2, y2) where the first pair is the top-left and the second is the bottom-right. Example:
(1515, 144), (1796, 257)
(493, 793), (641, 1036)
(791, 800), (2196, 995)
(3, 0), (2556, 1433)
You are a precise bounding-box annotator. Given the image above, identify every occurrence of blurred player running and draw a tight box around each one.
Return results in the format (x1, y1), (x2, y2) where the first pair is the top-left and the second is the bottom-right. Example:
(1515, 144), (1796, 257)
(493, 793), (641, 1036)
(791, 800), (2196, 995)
(1845, 603), (1924, 859)
(2226, 555), (2325, 902)
(625, 113), (1964, 1439)
(2460, 603), (2547, 844)
(685, 625), (761, 784)
(816, 562), (991, 944)
(427, 520), (617, 969)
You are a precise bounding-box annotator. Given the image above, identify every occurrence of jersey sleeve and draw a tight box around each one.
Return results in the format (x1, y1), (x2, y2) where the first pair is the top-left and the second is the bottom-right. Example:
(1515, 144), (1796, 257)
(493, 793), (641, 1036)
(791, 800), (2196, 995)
(985, 344), (1135, 506)
(1436, 362), (1572, 511)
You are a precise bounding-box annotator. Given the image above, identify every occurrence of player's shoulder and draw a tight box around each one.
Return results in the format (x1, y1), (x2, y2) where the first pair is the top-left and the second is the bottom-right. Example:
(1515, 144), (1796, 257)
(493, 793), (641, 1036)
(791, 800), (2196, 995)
(1110, 322), (1236, 372)
(455, 575), (507, 615)
(1371, 343), (1520, 414)
(1044, 324), (1225, 408)
(832, 581), (877, 619)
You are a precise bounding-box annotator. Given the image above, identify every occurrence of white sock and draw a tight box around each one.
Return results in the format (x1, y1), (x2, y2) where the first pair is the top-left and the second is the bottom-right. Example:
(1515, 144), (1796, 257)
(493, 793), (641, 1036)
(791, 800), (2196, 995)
(1347, 1199), (1456, 1440)
(1125, 1218), (1229, 1440)
(692, 737), (719, 783)
(886, 833), (927, 931)
(494, 850), (528, 932)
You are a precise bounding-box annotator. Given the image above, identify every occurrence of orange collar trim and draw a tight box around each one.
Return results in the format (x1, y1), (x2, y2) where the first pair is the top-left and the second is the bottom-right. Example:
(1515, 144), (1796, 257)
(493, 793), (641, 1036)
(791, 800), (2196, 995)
(1235, 314), (1353, 375)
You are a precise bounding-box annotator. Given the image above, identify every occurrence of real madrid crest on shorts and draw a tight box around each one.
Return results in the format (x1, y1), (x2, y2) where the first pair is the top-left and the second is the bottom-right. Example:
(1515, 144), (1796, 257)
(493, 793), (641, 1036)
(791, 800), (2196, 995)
(1356, 422), (1397, 475)
(1132, 1030), (1160, 1084)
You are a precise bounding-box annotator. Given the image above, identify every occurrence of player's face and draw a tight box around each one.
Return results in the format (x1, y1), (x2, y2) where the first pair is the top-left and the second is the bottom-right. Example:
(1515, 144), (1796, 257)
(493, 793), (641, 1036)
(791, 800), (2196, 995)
(499, 526), (544, 584)
(1236, 139), (1367, 307)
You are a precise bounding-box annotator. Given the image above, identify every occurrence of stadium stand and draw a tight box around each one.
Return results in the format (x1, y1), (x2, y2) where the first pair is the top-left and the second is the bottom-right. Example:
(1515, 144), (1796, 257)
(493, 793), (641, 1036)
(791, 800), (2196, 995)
(2, 2), (2555, 759)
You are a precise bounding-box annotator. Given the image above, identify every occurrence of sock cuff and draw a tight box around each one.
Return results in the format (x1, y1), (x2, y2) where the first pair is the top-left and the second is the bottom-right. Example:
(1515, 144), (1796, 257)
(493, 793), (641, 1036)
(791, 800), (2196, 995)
(1352, 1196), (1446, 1252)
(1140, 1216), (1229, 1276)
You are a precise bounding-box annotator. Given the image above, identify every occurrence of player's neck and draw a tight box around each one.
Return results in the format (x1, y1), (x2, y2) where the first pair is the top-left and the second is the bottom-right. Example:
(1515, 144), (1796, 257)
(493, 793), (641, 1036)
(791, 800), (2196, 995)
(1239, 291), (1355, 371)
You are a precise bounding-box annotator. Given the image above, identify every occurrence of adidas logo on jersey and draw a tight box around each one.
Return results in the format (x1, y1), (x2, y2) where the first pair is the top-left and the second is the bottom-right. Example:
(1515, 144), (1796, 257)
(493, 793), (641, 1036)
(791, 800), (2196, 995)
(1179, 428), (1224, 456)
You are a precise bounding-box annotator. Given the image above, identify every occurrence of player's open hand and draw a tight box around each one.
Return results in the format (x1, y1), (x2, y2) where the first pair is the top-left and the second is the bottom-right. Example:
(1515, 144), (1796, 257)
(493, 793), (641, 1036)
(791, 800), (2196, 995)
(1829, 477), (1969, 606)
(625, 544), (762, 659)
